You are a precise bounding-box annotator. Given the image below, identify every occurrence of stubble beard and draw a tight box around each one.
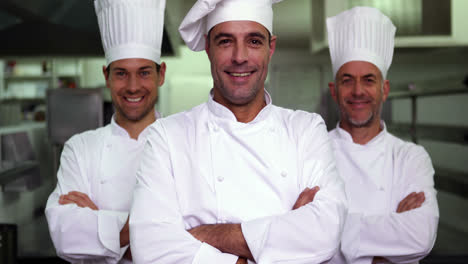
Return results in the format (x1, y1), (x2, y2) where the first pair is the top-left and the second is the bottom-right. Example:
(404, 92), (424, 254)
(338, 92), (383, 128)
(113, 95), (158, 123)
(214, 68), (264, 106)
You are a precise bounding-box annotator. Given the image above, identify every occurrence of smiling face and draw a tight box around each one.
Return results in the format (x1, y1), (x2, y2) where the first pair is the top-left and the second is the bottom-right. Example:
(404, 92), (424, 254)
(104, 58), (166, 126)
(329, 61), (389, 129)
(205, 20), (276, 108)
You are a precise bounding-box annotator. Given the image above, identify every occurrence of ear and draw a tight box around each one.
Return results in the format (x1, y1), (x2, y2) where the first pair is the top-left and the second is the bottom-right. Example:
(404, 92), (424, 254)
(102, 65), (111, 89)
(157, 62), (167, 87)
(328, 82), (338, 103)
(382, 79), (390, 102)
(268, 35), (277, 60)
(204, 34), (211, 59)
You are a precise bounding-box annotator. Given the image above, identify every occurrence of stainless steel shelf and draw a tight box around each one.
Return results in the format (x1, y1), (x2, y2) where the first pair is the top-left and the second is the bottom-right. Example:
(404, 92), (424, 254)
(0, 160), (39, 189)
(434, 167), (468, 199)
(388, 123), (468, 145)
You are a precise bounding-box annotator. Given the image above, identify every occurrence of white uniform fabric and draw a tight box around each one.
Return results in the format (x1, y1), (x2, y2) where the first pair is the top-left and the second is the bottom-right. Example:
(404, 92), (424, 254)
(45, 112), (161, 264)
(130, 90), (348, 264)
(95, 0), (166, 65)
(328, 123), (439, 264)
(327, 7), (396, 79)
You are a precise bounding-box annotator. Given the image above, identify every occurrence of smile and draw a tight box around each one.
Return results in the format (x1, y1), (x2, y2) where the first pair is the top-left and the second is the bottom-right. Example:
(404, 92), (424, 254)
(125, 97), (143, 103)
(229, 72), (252, 77)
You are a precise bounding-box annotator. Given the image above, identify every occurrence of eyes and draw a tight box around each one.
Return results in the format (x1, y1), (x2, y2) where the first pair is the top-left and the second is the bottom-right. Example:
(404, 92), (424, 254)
(216, 37), (264, 47)
(341, 77), (376, 86)
(113, 70), (153, 79)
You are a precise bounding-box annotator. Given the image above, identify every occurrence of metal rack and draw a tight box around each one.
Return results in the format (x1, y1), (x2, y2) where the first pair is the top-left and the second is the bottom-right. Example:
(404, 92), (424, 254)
(386, 78), (468, 198)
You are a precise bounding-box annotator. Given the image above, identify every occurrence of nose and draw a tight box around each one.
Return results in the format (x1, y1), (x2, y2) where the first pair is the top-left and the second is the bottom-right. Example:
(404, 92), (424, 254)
(352, 81), (365, 96)
(127, 73), (139, 93)
(232, 42), (248, 65)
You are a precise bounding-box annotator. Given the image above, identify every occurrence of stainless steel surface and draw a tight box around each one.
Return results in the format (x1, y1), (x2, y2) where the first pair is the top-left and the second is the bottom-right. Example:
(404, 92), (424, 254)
(46, 88), (103, 145)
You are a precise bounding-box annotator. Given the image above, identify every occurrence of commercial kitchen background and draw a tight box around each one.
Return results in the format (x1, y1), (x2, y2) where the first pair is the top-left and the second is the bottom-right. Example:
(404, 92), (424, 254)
(0, 0), (467, 263)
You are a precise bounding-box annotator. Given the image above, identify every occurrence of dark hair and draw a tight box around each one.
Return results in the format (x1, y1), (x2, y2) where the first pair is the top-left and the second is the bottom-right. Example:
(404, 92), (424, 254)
(105, 62), (161, 79)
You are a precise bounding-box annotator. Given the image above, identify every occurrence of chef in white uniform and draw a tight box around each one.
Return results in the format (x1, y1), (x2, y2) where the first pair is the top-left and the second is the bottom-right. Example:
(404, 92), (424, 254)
(129, 0), (347, 263)
(45, 0), (166, 263)
(326, 7), (439, 264)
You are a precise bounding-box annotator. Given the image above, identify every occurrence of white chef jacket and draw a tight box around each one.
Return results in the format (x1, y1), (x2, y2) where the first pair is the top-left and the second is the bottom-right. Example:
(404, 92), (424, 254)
(45, 111), (161, 264)
(130, 90), (348, 264)
(328, 122), (439, 264)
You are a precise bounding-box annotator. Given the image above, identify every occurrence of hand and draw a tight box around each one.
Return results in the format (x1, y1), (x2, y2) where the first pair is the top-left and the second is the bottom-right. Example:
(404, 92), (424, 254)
(396, 192), (425, 213)
(123, 247), (132, 261)
(188, 224), (253, 260)
(120, 217), (130, 247)
(292, 186), (320, 210)
(236, 257), (247, 264)
(372, 256), (387, 264)
(59, 191), (98, 210)
(188, 224), (211, 242)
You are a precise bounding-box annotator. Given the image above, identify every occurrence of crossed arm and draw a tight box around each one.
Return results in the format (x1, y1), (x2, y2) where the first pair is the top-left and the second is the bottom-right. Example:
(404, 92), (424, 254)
(372, 191), (426, 264)
(187, 187), (321, 262)
(58, 191), (132, 260)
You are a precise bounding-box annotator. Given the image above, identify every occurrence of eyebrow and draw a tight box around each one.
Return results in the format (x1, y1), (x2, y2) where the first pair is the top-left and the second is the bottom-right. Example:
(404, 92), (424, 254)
(213, 33), (234, 41)
(340, 73), (377, 79)
(363, 73), (377, 78)
(112, 65), (154, 72)
(213, 31), (267, 41)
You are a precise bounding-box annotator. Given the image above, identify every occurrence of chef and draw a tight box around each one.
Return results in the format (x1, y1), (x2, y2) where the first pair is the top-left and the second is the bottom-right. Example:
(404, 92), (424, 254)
(129, 0), (347, 263)
(326, 6), (439, 264)
(45, 0), (166, 263)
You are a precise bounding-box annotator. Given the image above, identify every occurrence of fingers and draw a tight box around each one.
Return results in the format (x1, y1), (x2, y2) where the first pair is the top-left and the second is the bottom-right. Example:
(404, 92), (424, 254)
(397, 192), (425, 213)
(59, 191), (99, 210)
(292, 186), (320, 210)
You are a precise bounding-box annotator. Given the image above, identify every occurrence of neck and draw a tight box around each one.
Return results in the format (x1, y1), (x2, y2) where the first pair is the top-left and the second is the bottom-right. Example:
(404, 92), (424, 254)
(213, 89), (266, 123)
(340, 118), (383, 145)
(115, 111), (156, 140)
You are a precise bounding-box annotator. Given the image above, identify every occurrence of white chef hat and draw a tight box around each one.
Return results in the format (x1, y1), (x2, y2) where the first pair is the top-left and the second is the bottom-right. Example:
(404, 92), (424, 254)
(94, 0), (166, 66)
(179, 0), (283, 51)
(327, 6), (396, 79)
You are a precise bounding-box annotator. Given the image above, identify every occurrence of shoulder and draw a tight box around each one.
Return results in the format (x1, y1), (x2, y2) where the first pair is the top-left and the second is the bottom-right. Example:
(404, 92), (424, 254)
(64, 125), (111, 152)
(270, 106), (328, 141)
(147, 103), (208, 140)
(271, 105), (326, 130)
(386, 132), (431, 162)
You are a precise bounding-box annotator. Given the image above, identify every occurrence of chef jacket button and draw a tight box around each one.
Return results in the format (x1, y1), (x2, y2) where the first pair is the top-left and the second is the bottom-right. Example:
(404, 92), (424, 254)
(213, 126), (219, 132)
(217, 176), (224, 182)
(379, 186), (384, 191)
(100, 180), (106, 184)
(106, 144), (112, 148)
(281, 171), (287, 178)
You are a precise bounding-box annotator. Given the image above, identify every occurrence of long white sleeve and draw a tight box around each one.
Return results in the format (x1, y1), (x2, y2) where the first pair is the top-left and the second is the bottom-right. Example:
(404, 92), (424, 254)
(129, 122), (239, 264)
(45, 136), (128, 264)
(241, 114), (347, 263)
(341, 145), (439, 264)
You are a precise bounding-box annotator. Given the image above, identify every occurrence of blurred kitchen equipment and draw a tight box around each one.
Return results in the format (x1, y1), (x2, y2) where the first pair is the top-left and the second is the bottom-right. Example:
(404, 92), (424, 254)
(0, 224), (17, 264)
(46, 88), (103, 174)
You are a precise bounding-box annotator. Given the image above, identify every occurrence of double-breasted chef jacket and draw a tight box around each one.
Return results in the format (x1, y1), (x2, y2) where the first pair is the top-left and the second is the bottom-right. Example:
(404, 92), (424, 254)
(328, 123), (439, 264)
(45, 111), (161, 264)
(129, 90), (348, 264)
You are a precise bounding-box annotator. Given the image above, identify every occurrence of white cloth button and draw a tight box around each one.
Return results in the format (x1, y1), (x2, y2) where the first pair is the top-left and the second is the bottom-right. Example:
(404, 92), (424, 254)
(281, 171), (287, 178)
(100, 180), (106, 184)
(106, 144), (112, 148)
(379, 186), (384, 191)
(217, 176), (224, 182)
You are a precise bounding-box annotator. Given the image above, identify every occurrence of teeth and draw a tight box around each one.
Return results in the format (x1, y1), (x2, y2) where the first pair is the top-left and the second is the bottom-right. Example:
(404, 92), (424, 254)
(126, 97), (142, 102)
(230, 72), (251, 77)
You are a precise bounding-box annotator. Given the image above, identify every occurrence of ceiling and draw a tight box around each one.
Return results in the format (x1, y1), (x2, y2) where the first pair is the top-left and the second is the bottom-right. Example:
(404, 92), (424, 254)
(0, 0), (459, 57)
